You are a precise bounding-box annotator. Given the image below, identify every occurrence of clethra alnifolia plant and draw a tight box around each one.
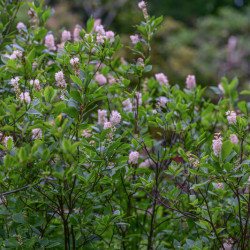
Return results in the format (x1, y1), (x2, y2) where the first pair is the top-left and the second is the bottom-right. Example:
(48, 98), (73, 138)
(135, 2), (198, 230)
(0, 0), (249, 249)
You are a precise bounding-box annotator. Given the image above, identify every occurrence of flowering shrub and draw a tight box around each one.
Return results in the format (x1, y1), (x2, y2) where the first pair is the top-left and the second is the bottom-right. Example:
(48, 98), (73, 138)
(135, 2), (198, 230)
(0, 1), (249, 249)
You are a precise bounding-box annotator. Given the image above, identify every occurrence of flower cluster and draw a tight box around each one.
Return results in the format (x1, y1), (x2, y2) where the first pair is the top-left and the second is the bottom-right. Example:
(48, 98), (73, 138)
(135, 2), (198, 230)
(55, 71), (67, 90)
(226, 110), (237, 124)
(155, 73), (169, 86)
(122, 99), (133, 112)
(185, 75), (196, 89)
(212, 133), (223, 157)
(30, 79), (41, 91)
(45, 34), (56, 51)
(20, 92), (31, 104)
(129, 151), (139, 164)
(95, 72), (107, 85)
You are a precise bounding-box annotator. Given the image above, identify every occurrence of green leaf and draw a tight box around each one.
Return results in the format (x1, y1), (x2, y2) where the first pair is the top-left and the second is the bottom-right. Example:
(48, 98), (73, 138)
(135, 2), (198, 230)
(46, 242), (61, 248)
(7, 137), (13, 151)
(191, 180), (210, 191)
(237, 101), (247, 115)
(44, 86), (55, 103)
(221, 141), (233, 162)
(12, 213), (26, 224)
(86, 17), (94, 33)
(70, 75), (83, 87)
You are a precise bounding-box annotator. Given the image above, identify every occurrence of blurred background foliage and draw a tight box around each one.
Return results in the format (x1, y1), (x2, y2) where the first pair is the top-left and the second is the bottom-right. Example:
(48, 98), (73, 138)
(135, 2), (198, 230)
(3, 0), (250, 92)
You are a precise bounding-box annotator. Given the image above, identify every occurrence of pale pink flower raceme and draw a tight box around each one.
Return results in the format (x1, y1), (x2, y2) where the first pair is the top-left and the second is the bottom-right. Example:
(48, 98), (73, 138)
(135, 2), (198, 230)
(105, 31), (115, 43)
(222, 239), (234, 250)
(31, 128), (42, 140)
(30, 79), (41, 91)
(129, 151), (139, 164)
(17, 22), (26, 33)
(212, 133), (222, 157)
(55, 71), (67, 89)
(73, 25), (81, 41)
(139, 158), (154, 168)
(70, 57), (79, 67)
(10, 77), (20, 95)
(96, 35), (105, 44)
(155, 73), (169, 86)
(62, 30), (71, 42)
(137, 58), (144, 67)
(217, 183), (224, 189)
(104, 122), (113, 130)
(95, 25), (105, 35)
(95, 72), (107, 85)
(45, 34), (56, 51)
(93, 19), (102, 31)
(138, 1), (146, 9)
(134, 92), (142, 106)
(103, 122), (116, 139)
(98, 109), (108, 126)
(159, 96), (168, 106)
(82, 129), (92, 138)
(9, 50), (22, 59)
(110, 111), (121, 125)
(230, 134), (239, 145)
(130, 34), (140, 45)
(122, 99), (133, 112)
(226, 111), (237, 124)
(108, 74), (116, 84)
(186, 75), (196, 89)
(20, 92), (31, 104)
(10, 77), (20, 87)
(138, 1), (148, 18)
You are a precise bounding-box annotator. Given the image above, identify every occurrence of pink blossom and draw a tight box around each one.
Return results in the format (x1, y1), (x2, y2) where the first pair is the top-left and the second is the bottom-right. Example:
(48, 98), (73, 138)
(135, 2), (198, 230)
(129, 151), (139, 164)
(70, 57), (79, 66)
(55, 71), (66, 89)
(186, 75), (196, 89)
(95, 25), (105, 35)
(226, 111), (237, 124)
(96, 35), (105, 44)
(45, 34), (56, 51)
(105, 31), (115, 43)
(73, 25), (81, 41)
(98, 109), (108, 126)
(9, 50), (22, 59)
(122, 99), (133, 112)
(108, 74), (116, 84)
(103, 122), (113, 130)
(17, 22), (26, 33)
(212, 133), (222, 157)
(62, 30), (71, 42)
(217, 183), (224, 189)
(95, 72), (107, 85)
(138, 1), (146, 9)
(130, 34), (140, 45)
(139, 158), (154, 168)
(159, 96), (168, 106)
(230, 134), (239, 145)
(155, 73), (169, 86)
(110, 111), (121, 125)
(82, 129), (92, 138)
(20, 92), (31, 104)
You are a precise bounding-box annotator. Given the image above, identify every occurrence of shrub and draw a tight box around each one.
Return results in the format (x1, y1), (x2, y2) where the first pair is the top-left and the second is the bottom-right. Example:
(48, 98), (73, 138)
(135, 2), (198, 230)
(0, 1), (249, 249)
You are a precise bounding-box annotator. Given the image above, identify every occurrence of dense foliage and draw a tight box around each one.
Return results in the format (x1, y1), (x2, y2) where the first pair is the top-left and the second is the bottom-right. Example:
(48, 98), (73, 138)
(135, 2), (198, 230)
(0, 0), (249, 249)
